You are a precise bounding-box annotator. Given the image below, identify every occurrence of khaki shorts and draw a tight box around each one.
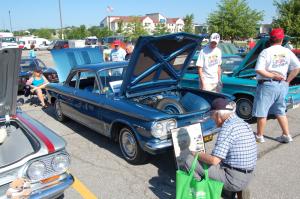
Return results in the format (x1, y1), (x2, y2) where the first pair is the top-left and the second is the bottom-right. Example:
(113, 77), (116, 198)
(203, 83), (222, 92)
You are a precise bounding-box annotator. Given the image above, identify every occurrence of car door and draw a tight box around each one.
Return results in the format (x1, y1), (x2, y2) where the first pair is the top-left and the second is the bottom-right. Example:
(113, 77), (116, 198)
(59, 71), (81, 118)
(74, 70), (106, 135)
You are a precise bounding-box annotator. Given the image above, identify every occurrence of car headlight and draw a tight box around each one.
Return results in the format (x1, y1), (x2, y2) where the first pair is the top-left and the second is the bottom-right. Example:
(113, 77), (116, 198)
(166, 119), (177, 131)
(27, 161), (46, 181)
(152, 119), (177, 139)
(52, 154), (70, 173)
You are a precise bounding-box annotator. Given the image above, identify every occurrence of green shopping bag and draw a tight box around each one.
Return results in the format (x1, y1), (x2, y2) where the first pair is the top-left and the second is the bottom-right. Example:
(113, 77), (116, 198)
(176, 154), (224, 199)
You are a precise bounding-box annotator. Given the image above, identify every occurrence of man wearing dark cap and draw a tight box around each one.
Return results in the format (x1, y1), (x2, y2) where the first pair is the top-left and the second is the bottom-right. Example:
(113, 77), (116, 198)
(253, 28), (300, 143)
(110, 40), (126, 62)
(185, 98), (257, 196)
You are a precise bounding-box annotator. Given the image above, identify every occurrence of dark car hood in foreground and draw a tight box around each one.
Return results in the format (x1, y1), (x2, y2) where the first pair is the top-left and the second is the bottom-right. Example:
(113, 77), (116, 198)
(121, 33), (202, 97)
(51, 47), (104, 82)
(232, 36), (290, 77)
(0, 48), (21, 116)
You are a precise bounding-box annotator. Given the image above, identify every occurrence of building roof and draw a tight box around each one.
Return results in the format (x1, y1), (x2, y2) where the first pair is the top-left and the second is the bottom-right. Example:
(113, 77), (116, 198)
(111, 16), (147, 23)
(167, 18), (180, 24)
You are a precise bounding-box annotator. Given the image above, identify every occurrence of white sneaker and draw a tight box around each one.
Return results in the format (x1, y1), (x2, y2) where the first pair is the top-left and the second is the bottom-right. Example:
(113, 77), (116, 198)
(255, 135), (265, 143)
(276, 134), (293, 143)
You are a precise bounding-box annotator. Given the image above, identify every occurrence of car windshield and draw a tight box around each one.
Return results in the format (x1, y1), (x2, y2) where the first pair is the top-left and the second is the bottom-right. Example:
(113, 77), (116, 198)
(20, 59), (36, 72)
(1, 37), (16, 43)
(222, 56), (243, 73)
(97, 67), (124, 93)
(35, 59), (46, 68)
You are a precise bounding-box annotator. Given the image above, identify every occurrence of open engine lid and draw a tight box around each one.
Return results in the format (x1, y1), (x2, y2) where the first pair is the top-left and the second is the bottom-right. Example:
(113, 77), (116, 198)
(0, 48), (22, 116)
(232, 36), (290, 77)
(121, 33), (202, 97)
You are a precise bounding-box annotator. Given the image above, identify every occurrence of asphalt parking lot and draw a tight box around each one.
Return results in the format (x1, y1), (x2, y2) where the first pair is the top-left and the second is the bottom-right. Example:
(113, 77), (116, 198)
(20, 50), (300, 199)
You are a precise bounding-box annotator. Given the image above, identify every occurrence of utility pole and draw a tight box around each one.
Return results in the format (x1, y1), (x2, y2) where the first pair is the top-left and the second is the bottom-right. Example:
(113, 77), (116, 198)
(58, 0), (64, 39)
(8, 10), (12, 32)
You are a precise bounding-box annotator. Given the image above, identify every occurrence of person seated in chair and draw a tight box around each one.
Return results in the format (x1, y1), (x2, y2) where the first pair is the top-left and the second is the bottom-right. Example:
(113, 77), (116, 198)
(26, 68), (49, 108)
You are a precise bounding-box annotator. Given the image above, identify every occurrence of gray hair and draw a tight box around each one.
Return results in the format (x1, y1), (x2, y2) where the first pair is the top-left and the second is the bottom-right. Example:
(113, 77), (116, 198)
(214, 101), (236, 118)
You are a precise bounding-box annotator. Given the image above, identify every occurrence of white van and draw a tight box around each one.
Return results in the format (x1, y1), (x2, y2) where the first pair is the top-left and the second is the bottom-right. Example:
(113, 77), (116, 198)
(0, 32), (18, 49)
(19, 36), (51, 50)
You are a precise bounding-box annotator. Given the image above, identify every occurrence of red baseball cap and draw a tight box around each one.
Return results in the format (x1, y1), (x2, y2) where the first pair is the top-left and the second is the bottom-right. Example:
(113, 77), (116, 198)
(113, 40), (121, 46)
(270, 28), (284, 40)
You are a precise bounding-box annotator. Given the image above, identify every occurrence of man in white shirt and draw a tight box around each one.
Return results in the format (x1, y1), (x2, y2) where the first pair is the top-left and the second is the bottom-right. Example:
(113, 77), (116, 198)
(196, 33), (222, 92)
(110, 40), (126, 62)
(253, 28), (300, 143)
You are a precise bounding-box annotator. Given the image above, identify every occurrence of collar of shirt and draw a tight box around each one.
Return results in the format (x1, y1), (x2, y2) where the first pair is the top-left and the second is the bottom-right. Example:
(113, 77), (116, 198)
(222, 113), (237, 125)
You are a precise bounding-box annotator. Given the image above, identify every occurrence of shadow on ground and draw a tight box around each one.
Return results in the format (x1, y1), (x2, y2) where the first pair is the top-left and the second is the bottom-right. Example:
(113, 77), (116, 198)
(41, 105), (176, 199)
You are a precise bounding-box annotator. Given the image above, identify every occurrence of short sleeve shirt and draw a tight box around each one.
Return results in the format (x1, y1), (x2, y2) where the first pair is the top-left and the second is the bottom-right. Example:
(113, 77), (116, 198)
(110, 48), (126, 62)
(196, 46), (222, 83)
(255, 45), (300, 80)
(211, 114), (257, 170)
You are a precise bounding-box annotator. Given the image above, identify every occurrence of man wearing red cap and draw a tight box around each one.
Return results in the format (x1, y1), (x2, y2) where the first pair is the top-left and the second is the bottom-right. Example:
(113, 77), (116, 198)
(110, 40), (126, 62)
(253, 28), (300, 143)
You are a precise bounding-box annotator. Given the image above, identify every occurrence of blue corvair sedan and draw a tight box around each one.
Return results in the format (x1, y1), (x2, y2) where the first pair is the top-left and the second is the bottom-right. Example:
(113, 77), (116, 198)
(0, 48), (73, 198)
(46, 33), (233, 164)
(181, 36), (300, 122)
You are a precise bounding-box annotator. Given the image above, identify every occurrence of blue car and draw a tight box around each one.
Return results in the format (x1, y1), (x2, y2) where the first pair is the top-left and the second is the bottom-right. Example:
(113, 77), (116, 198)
(46, 33), (233, 164)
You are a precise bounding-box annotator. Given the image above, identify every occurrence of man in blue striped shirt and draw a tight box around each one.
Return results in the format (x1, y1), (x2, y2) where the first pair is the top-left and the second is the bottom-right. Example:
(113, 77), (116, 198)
(186, 98), (257, 195)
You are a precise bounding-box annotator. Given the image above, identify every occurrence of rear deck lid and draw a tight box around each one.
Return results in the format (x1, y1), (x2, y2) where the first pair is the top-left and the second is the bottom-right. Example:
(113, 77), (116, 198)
(0, 48), (21, 116)
(121, 33), (202, 97)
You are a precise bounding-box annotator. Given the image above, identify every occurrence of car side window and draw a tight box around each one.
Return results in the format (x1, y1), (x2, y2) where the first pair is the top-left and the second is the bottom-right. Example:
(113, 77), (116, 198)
(68, 72), (78, 88)
(98, 68), (123, 94)
(78, 71), (100, 93)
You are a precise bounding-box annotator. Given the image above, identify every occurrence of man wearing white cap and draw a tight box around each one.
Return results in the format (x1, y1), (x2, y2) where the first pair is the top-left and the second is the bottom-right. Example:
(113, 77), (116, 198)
(196, 33), (222, 92)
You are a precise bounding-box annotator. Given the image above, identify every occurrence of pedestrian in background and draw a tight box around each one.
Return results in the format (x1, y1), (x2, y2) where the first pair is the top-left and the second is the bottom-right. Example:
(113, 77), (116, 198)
(248, 38), (256, 50)
(125, 43), (134, 61)
(110, 40), (126, 62)
(185, 98), (257, 198)
(196, 33), (222, 92)
(29, 44), (36, 59)
(253, 28), (300, 143)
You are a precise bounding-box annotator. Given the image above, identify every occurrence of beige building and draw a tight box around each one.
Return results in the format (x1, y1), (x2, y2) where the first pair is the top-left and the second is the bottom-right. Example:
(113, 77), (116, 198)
(100, 13), (185, 34)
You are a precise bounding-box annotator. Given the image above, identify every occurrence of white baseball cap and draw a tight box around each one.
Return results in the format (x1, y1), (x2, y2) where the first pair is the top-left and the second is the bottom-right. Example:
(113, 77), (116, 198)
(210, 33), (220, 44)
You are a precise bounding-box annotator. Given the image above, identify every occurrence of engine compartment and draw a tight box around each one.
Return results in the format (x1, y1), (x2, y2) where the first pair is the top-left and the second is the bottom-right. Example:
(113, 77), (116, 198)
(0, 120), (37, 167)
(131, 90), (212, 115)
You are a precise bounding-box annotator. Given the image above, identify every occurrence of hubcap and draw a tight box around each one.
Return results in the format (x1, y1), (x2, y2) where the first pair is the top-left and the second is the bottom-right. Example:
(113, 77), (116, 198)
(237, 99), (252, 119)
(121, 130), (137, 158)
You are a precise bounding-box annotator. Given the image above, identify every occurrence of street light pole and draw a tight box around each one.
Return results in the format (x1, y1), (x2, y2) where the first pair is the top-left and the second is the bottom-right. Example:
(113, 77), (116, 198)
(8, 10), (12, 32)
(58, 0), (64, 39)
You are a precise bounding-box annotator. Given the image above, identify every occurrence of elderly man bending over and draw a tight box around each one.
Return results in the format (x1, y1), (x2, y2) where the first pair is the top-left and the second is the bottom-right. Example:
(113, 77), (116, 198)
(185, 98), (257, 198)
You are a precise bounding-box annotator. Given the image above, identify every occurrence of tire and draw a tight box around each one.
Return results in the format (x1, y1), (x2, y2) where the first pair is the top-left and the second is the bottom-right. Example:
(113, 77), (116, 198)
(119, 127), (147, 164)
(235, 96), (255, 122)
(54, 100), (67, 122)
(156, 98), (185, 114)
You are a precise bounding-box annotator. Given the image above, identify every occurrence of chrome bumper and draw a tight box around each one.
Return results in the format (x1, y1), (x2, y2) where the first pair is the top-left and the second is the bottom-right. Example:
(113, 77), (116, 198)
(144, 128), (220, 155)
(30, 174), (74, 199)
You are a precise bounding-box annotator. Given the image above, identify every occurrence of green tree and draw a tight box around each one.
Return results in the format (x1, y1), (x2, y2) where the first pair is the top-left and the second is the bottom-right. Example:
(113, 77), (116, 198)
(207, 0), (264, 41)
(153, 23), (169, 35)
(273, 0), (300, 38)
(116, 20), (124, 34)
(183, 14), (194, 33)
(35, 28), (52, 39)
(65, 25), (88, 39)
(124, 17), (148, 41)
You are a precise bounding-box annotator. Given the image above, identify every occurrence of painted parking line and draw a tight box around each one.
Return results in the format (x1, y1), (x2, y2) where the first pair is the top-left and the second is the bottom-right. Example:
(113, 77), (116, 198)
(72, 176), (98, 199)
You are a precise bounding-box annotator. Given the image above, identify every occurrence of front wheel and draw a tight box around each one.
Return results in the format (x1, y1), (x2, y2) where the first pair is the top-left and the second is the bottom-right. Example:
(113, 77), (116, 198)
(119, 127), (147, 164)
(54, 100), (67, 122)
(235, 97), (254, 122)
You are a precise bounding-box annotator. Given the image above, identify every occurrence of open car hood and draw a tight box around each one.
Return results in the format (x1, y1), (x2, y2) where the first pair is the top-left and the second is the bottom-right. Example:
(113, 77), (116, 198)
(232, 36), (290, 77)
(51, 48), (103, 82)
(0, 48), (22, 116)
(121, 33), (202, 97)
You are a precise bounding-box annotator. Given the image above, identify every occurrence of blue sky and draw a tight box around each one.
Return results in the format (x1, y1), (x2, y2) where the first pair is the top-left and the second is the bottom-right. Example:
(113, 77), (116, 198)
(1, 0), (276, 31)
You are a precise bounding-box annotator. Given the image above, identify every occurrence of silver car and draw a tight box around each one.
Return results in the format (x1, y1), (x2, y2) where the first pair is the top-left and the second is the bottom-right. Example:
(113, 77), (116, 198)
(0, 48), (73, 198)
